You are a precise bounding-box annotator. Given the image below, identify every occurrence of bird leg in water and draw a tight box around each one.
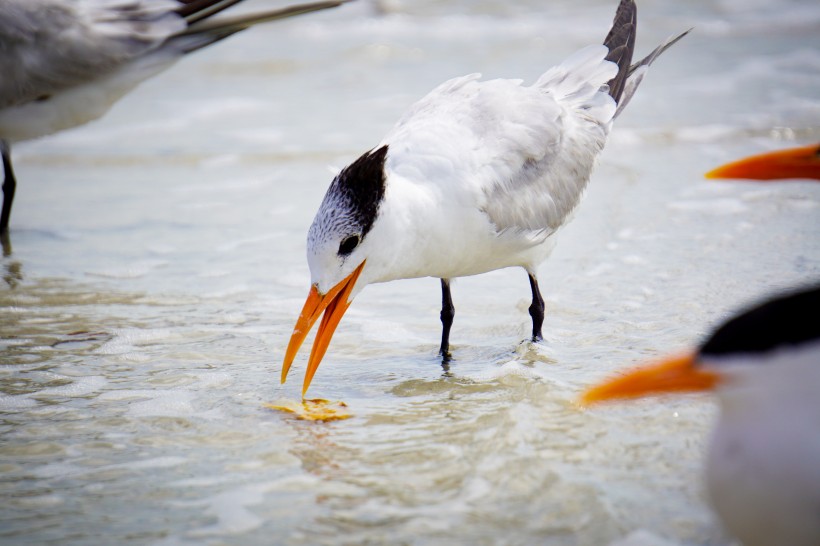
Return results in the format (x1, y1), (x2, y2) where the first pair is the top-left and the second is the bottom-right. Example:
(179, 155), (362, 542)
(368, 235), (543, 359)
(439, 278), (455, 361)
(528, 273), (545, 341)
(0, 141), (15, 235)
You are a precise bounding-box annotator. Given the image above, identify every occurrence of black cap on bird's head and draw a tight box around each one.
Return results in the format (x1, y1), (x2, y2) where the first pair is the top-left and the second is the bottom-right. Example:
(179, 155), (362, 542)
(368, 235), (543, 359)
(307, 145), (389, 257)
(700, 285), (820, 359)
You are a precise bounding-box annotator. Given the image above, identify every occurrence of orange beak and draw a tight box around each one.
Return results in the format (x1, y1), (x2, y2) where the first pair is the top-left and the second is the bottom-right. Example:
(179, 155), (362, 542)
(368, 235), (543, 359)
(281, 261), (365, 397)
(705, 143), (820, 181)
(580, 353), (722, 406)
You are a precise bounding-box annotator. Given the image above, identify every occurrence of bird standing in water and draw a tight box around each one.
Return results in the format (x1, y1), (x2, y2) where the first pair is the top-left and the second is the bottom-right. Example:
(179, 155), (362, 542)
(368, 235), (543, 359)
(282, 0), (689, 395)
(582, 285), (820, 546)
(0, 0), (349, 234)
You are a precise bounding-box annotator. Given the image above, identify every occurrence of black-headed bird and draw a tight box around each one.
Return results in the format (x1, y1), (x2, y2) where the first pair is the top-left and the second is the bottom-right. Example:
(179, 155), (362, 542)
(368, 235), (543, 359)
(281, 0), (689, 395)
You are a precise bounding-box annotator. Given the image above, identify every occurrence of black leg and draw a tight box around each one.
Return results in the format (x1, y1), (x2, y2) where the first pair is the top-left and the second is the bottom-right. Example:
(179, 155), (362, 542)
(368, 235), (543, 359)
(439, 278), (455, 360)
(1, 140), (16, 235)
(528, 273), (545, 341)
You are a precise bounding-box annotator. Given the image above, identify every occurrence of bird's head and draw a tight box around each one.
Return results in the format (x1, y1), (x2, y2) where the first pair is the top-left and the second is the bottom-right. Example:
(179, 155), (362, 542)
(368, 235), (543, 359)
(581, 285), (820, 406)
(281, 146), (389, 396)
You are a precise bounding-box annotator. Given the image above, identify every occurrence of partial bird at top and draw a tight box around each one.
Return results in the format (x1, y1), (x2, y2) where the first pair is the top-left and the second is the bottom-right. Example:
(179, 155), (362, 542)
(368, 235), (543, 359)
(281, 0), (690, 396)
(705, 143), (820, 181)
(0, 0), (351, 234)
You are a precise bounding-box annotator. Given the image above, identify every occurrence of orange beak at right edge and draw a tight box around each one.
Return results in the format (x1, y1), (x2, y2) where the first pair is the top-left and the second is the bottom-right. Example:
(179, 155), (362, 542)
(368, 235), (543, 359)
(580, 352), (723, 406)
(705, 143), (820, 181)
(281, 261), (366, 397)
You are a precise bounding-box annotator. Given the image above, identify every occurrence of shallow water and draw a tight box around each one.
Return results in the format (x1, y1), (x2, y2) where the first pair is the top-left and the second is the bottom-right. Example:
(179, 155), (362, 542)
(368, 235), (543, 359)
(2, 1), (819, 544)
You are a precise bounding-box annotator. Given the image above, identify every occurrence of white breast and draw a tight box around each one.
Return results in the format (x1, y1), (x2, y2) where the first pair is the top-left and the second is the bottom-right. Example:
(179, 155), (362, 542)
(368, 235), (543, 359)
(706, 346), (820, 546)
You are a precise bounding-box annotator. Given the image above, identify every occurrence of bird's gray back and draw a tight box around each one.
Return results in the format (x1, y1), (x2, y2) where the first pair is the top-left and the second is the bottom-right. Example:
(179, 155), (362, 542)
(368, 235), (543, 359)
(381, 54), (614, 238)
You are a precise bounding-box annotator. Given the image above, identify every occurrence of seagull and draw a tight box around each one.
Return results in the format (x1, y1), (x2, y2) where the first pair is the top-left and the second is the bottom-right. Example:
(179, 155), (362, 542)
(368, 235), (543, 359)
(281, 0), (690, 395)
(0, 0), (350, 234)
(705, 143), (820, 181)
(581, 285), (820, 546)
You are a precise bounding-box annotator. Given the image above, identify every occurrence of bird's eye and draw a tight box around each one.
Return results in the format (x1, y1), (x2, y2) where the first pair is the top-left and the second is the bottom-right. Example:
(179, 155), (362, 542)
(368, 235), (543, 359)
(338, 235), (360, 256)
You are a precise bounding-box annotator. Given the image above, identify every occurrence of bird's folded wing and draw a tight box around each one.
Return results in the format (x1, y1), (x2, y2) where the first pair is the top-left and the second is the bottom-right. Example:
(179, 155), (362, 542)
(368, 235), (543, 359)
(0, 0), (184, 109)
(381, 72), (611, 236)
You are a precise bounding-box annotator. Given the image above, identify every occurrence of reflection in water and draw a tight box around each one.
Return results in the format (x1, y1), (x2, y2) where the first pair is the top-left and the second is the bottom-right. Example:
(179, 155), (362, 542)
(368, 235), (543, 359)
(0, 278), (139, 386)
(2, 259), (21, 289)
(1, 230), (21, 288)
(286, 419), (352, 479)
(440, 358), (453, 377)
(281, 377), (633, 545)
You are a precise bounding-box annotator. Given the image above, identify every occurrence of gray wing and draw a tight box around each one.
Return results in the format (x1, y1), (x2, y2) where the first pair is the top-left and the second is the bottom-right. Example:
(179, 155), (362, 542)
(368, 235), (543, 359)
(0, 0), (350, 110)
(0, 0), (184, 109)
(480, 46), (617, 235)
(381, 67), (613, 237)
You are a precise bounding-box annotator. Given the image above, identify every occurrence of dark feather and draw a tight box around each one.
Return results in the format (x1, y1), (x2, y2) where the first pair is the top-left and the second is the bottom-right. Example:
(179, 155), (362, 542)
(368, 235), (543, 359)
(328, 146), (389, 240)
(175, 1), (350, 53)
(602, 0), (637, 103)
(176, 0), (245, 23)
(627, 28), (691, 78)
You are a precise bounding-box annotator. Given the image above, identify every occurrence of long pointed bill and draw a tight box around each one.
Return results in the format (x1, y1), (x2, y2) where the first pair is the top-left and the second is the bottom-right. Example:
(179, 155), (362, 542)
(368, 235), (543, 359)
(705, 143), (820, 181)
(580, 353), (722, 406)
(281, 261), (365, 396)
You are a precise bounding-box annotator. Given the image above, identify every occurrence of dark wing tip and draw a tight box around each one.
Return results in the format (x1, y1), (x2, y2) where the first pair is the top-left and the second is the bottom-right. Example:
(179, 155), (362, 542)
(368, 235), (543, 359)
(603, 0), (637, 103)
(176, 0), (349, 47)
(176, 0), (244, 24)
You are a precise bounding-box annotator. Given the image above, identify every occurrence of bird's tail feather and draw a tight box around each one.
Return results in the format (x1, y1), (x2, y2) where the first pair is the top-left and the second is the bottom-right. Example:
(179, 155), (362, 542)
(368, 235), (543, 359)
(603, 0), (637, 103)
(613, 28), (691, 118)
(174, 0), (349, 52)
